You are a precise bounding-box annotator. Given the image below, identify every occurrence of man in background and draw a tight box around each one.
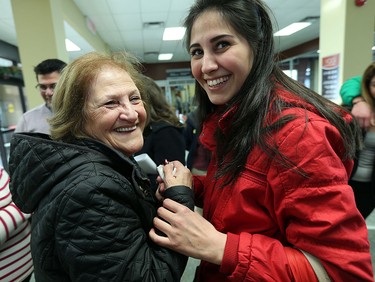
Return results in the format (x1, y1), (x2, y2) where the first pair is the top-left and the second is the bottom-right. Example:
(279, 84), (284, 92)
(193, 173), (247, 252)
(15, 59), (66, 134)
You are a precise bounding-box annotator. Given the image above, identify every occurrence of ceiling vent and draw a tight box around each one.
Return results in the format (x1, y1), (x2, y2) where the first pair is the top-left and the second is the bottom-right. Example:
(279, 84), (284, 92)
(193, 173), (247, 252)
(143, 22), (165, 29)
(144, 51), (159, 56)
(301, 16), (320, 22)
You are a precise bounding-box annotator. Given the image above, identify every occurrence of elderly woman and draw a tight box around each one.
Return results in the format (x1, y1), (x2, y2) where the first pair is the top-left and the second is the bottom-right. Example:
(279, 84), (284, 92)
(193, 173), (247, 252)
(9, 52), (194, 281)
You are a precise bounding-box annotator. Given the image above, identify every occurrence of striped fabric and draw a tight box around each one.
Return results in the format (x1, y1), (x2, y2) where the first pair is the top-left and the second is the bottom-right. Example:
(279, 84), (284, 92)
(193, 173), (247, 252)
(0, 168), (33, 282)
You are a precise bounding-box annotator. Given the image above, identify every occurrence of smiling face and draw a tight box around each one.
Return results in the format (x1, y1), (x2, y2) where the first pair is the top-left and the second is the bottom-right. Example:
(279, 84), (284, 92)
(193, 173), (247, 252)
(189, 10), (254, 105)
(37, 71), (61, 109)
(84, 67), (147, 156)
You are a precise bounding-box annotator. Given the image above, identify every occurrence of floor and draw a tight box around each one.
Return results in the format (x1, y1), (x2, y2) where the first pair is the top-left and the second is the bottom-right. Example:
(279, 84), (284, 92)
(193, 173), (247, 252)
(29, 211), (375, 282)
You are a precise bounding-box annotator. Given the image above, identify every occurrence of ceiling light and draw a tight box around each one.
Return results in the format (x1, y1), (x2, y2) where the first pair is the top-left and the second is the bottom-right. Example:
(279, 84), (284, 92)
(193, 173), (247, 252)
(65, 38), (81, 51)
(274, 22), (311, 36)
(163, 27), (186, 41)
(158, 53), (173, 60)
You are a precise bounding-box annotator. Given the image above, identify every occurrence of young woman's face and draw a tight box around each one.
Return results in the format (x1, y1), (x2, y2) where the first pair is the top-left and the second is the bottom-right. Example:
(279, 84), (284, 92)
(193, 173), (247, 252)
(84, 67), (147, 156)
(189, 10), (254, 105)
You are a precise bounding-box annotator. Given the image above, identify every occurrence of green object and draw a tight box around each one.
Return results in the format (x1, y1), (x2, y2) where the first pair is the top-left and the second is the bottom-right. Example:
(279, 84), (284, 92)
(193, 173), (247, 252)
(340, 76), (362, 106)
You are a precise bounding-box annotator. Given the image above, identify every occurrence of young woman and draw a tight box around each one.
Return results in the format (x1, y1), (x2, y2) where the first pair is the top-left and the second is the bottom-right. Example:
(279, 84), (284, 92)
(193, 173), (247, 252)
(9, 52), (194, 281)
(349, 62), (375, 218)
(150, 0), (373, 281)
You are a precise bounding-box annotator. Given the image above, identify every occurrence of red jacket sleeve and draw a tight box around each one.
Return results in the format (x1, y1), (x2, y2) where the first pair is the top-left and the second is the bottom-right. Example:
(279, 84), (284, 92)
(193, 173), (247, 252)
(265, 115), (371, 281)
(221, 112), (373, 281)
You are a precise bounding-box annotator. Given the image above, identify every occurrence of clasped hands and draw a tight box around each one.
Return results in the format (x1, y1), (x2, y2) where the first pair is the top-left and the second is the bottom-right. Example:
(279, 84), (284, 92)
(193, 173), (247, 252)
(150, 160), (226, 265)
(155, 160), (192, 200)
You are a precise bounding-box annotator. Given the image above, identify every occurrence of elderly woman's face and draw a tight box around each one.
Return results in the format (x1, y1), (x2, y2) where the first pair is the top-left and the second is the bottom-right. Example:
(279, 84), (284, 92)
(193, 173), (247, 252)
(84, 67), (147, 156)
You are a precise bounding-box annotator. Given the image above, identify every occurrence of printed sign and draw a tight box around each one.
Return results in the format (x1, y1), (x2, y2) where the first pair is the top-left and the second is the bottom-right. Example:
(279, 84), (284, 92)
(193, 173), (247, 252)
(322, 54), (340, 100)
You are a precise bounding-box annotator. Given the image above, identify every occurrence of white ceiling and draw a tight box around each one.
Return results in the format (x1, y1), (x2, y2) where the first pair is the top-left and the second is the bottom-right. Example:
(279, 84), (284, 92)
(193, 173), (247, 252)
(0, 0), (321, 63)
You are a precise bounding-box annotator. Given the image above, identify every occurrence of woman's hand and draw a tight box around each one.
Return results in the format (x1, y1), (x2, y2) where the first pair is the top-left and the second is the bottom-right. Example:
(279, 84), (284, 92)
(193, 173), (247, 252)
(149, 199), (226, 265)
(155, 161), (192, 201)
(351, 100), (375, 129)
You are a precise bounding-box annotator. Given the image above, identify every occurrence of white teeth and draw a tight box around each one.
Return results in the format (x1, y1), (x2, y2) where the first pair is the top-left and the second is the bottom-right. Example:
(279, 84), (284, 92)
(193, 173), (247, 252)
(116, 126), (136, 132)
(207, 76), (229, 87)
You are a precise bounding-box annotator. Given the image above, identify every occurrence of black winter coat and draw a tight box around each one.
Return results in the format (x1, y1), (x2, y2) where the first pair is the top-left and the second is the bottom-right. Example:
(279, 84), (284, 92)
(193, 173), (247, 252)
(9, 133), (194, 282)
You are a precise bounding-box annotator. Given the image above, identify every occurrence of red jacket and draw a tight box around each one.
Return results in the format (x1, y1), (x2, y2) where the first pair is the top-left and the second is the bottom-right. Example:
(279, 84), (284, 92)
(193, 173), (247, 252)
(194, 89), (373, 281)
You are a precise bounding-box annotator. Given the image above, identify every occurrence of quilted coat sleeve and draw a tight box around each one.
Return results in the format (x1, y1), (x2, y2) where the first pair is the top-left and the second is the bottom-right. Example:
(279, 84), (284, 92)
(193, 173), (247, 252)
(222, 113), (373, 281)
(53, 174), (188, 281)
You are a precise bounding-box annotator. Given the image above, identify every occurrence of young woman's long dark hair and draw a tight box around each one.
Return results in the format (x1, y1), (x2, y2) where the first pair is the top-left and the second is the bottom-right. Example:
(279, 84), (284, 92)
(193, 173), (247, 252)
(362, 62), (375, 109)
(184, 0), (362, 184)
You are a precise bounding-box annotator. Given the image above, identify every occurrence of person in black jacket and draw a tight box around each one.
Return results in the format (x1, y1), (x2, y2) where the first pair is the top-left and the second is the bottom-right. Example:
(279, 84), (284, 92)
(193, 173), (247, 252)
(136, 75), (186, 191)
(8, 52), (194, 282)
(184, 108), (211, 176)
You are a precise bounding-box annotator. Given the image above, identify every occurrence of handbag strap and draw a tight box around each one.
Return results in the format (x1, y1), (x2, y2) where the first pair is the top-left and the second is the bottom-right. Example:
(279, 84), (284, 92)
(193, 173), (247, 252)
(299, 249), (331, 282)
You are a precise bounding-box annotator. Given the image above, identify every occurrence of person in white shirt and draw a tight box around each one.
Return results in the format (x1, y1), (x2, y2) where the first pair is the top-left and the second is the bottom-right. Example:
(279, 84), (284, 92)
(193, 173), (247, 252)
(15, 59), (66, 134)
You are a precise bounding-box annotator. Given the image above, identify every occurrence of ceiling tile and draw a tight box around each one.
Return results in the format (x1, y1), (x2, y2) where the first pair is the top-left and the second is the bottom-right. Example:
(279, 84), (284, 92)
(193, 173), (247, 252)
(0, 0), (323, 63)
(108, 0), (141, 14)
(170, 0), (194, 12)
(74, 0), (111, 16)
(0, 0), (13, 20)
(113, 14), (143, 30)
(141, 12), (169, 23)
(90, 15), (118, 32)
(140, 0), (172, 13)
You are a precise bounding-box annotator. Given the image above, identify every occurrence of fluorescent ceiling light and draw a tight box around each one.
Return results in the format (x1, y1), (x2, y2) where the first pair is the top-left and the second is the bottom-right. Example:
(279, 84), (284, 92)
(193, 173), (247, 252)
(65, 38), (81, 51)
(163, 27), (186, 41)
(372, 46), (375, 51)
(158, 53), (173, 60)
(274, 22), (311, 36)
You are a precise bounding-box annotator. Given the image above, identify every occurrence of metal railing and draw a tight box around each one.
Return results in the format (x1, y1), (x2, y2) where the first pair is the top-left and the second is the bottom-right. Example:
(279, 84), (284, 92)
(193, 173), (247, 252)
(0, 127), (15, 172)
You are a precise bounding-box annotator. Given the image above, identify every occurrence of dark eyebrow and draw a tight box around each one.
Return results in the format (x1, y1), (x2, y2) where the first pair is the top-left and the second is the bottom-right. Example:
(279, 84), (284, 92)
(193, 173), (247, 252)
(189, 34), (234, 51)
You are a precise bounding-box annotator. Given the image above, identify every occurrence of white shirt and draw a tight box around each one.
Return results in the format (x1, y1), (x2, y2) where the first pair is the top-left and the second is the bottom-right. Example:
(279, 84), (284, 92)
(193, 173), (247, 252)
(15, 104), (52, 134)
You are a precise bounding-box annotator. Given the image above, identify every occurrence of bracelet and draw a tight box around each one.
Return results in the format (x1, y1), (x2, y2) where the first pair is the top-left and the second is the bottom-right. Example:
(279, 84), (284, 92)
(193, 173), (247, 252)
(352, 98), (365, 105)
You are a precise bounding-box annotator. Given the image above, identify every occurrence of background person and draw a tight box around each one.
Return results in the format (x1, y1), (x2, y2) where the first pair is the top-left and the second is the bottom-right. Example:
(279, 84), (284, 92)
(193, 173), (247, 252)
(347, 62), (375, 218)
(340, 69), (375, 129)
(150, 0), (373, 281)
(184, 108), (210, 176)
(175, 90), (183, 115)
(9, 52), (194, 281)
(15, 58), (67, 134)
(135, 75), (186, 191)
(0, 166), (33, 282)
